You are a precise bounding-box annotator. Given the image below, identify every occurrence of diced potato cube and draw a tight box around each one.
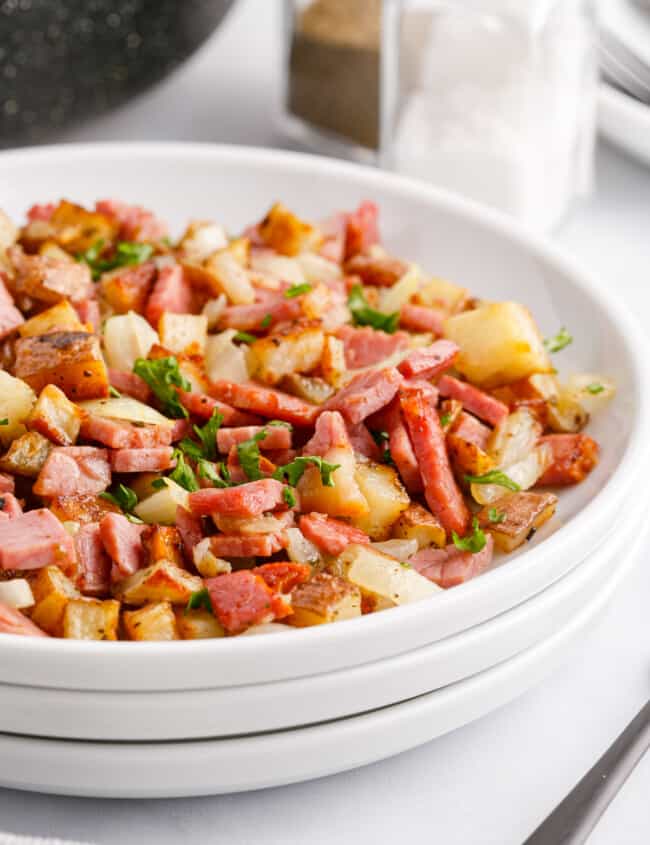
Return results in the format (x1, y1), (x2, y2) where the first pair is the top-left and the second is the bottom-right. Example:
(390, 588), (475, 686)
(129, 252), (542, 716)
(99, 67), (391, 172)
(338, 544), (442, 608)
(205, 329), (250, 383)
(378, 264), (420, 314)
(19, 300), (85, 338)
(392, 503), (446, 549)
(123, 601), (179, 641)
(49, 492), (119, 524)
(281, 374), (334, 405)
(297, 447), (369, 520)
(476, 491), (558, 552)
(113, 560), (202, 606)
(0, 578), (34, 609)
(142, 525), (185, 569)
(546, 390), (589, 434)
(447, 432), (494, 478)
(134, 479), (190, 525)
(321, 335), (346, 389)
(103, 311), (160, 373)
(296, 252), (341, 284)
(63, 598), (120, 640)
(444, 302), (552, 388)
(178, 220), (228, 263)
(287, 573), (361, 627)
(0, 431), (51, 478)
(26, 384), (83, 446)
(201, 295), (228, 329)
(258, 203), (321, 257)
(175, 608), (225, 639)
(159, 312), (208, 356)
(14, 331), (109, 399)
(470, 443), (553, 505)
(48, 200), (118, 254)
(416, 277), (469, 313)
(99, 266), (153, 315)
(202, 250), (255, 304)
(352, 461), (410, 541)
(30, 565), (80, 636)
(249, 326), (325, 385)
(0, 371), (36, 447)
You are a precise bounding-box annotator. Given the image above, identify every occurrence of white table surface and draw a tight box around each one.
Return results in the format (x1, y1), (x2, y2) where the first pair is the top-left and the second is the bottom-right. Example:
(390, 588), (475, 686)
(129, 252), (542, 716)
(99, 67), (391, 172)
(1, 2), (649, 843)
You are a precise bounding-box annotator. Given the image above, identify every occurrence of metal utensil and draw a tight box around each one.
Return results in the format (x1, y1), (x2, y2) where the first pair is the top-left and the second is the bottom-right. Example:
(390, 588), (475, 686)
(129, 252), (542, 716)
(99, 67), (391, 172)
(524, 699), (650, 845)
(599, 28), (650, 104)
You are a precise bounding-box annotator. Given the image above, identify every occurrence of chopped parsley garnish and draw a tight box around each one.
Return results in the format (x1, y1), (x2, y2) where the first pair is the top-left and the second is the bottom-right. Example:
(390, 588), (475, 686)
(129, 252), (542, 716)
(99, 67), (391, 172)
(488, 508), (506, 524)
(465, 470), (521, 492)
(544, 327), (573, 353)
(285, 283), (312, 298)
(185, 588), (213, 615)
(268, 420), (293, 429)
(371, 430), (389, 447)
(0, 418), (8, 426)
(586, 383), (604, 395)
(233, 331), (257, 344)
(133, 356), (191, 419)
(452, 518), (487, 554)
(260, 313), (272, 329)
(178, 438), (204, 462)
(197, 459), (231, 488)
(439, 412), (452, 428)
(78, 239), (154, 281)
(273, 455), (340, 487)
(169, 449), (200, 492)
(100, 483), (140, 517)
(192, 409), (223, 462)
(283, 486), (297, 507)
(348, 284), (399, 334)
(108, 386), (121, 398)
(237, 430), (268, 481)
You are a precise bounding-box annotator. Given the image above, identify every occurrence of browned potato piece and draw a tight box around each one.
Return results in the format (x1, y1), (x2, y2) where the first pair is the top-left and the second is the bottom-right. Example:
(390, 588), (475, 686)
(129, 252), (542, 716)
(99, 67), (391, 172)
(321, 335), (346, 389)
(63, 598), (120, 640)
(142, 525), (185, 569)
(26, 384), (84, 446)
(113, 560), (203, 606)
(287, 573), (361, 627)
(48, 200), (118, 254)
(249, 325), (325, 385)
(280, 374), (334, 405)
(447, 432), (494, 479)
(14, 331), (110, 399)
(123, 601), (179, 641)
(0, 431), (52, 477)
(30, 565), (80, 636)
(49, 493), (119, 524)
(391, 503), (446, 550)
(19, 300), (86, 338)
(8, 245), (92, 305)
(175, 608), (225, 640)
(352, 461), (410, 541)
(99, 264), (154, 315)
(258, 203), (321, 256)
(476, 491), (558, 552)
(439, 399), (463, 432)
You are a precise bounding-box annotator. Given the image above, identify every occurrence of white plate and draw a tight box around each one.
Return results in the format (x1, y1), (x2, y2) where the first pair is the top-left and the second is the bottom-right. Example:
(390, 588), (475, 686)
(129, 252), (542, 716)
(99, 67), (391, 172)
(0, 494), (642, 742)
(599, 84), (650, 167)
(0, 143), (647, 692)
(0, 517), (644, 799)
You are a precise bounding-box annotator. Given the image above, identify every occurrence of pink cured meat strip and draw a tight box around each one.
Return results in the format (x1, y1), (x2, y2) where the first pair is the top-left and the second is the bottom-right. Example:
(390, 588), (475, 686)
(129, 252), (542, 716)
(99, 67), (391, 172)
(451, 412), (491, 451)
(400, 386), (470, 536)
(26, 203), (56, 222)
(344, 201), (380, 260)
(74, 522), (111, 596)
(335, 325), (410, 369)
(33, 447), (111, 497)
(0, 509), (75, 571)
(437, 375), (509, 428)
(303, 411), (351, 456)
(80, 416), (172, 449)
(205, 571), (277, 635)
(399, 303), (446, 335)
(177, 390), (262, 426)
(345, 421), (381, 461)
(299, 512), (369, 556)
(110, 447), (175, 473)
(0, 602), (48, 637)
(210, 381), (319, 427)
(95, 198), (169, 242)
(398, 340), (460, 381)
(189, 478), (286, 518)
(218, 299), (302, 332)
(216, 425), (292, 454)
(208, 533), (286, 558)
(108, 369), (152, 403)
(0, 274), (24, 340)
(145, 264), (193, 328)
(74, 298), (101, 333)
(99, 513), (146, 577)
(0, 473), (15, 494)
(323, 367), (402, 425)
(175, 506), (205, 563)
(0, 493), (23, 519)
(409, 535), (494, 588)
(378, 398), (422, 494)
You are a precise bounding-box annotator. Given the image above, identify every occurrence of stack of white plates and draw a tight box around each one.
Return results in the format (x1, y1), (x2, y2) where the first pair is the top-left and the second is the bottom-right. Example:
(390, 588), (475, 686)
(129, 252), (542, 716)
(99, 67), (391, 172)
(0, 145), (647, 798)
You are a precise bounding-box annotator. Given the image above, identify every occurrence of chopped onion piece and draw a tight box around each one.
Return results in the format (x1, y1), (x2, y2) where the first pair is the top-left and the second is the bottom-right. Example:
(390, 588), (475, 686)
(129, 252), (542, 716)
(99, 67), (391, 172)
(0, 578), (34, 609)
(371, 538), (418, 561)
(285, 527), (321, 566)
(79, 396), (174, 428)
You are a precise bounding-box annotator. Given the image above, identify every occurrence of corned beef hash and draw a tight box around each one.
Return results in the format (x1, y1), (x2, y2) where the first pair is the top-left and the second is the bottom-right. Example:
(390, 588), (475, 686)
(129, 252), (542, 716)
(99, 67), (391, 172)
(0, 199), (613, 641)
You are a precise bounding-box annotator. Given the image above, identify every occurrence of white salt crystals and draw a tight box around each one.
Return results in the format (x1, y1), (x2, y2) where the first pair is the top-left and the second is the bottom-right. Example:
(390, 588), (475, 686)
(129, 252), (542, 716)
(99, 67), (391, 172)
(393, 0), (597, 231)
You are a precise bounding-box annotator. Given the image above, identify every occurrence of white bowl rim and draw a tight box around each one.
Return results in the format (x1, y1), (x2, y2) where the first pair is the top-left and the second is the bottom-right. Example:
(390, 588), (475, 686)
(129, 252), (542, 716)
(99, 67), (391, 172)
(0, 141), (648, 664)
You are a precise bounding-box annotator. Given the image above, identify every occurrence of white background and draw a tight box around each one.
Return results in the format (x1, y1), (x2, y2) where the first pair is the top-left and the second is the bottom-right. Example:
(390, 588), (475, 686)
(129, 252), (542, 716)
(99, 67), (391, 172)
(1, 2), (650, 842)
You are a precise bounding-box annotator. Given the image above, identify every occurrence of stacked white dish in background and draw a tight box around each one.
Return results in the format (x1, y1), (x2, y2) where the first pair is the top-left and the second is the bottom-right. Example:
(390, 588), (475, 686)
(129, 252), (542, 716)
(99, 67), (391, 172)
(0, 144), (647, 798)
